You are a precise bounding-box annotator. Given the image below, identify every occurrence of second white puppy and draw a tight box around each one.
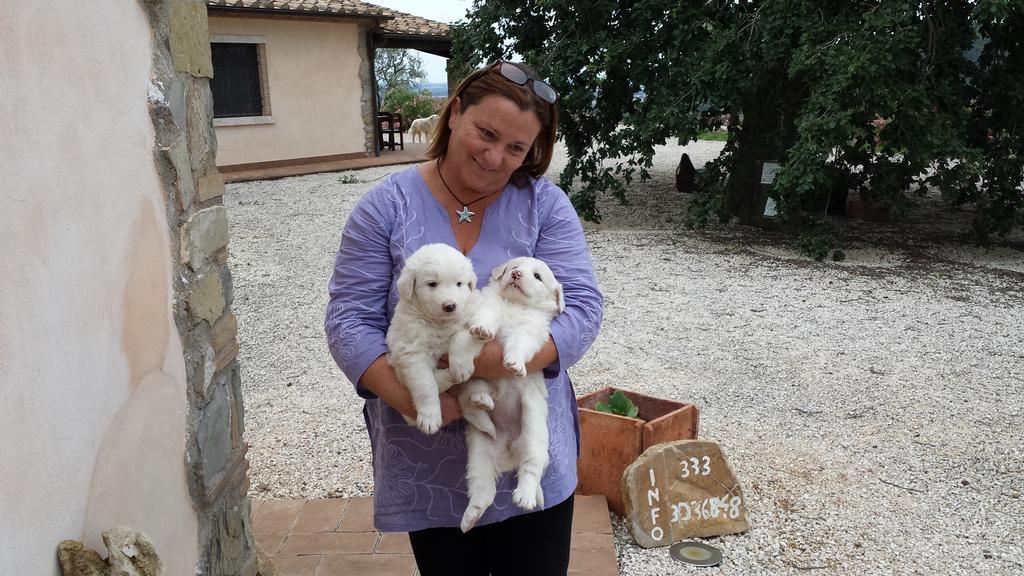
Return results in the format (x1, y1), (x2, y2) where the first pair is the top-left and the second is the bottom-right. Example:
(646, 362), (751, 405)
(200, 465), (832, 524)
(386, 243), (478, 435)
(455, 257), (565, 532)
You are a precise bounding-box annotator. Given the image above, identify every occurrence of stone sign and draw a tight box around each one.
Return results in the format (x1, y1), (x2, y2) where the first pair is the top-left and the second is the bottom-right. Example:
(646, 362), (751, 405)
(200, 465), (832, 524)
(621, 439), (748, 548)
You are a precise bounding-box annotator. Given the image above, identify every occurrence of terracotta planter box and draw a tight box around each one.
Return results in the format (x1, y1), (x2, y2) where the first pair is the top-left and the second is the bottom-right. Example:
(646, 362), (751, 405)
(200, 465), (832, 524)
(846, 199), (891, 222)
(575, 387), (700, 516)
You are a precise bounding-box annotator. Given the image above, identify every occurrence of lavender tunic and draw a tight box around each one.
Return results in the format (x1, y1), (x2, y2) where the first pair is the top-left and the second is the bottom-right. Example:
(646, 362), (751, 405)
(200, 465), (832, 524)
(325, 165), (603, 532)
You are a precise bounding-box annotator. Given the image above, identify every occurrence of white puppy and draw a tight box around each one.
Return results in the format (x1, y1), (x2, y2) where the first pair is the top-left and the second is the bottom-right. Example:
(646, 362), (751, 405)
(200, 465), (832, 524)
(408, 114), (440, 144)
(455, 257), (565, 532)
(386, 243), (479, 434)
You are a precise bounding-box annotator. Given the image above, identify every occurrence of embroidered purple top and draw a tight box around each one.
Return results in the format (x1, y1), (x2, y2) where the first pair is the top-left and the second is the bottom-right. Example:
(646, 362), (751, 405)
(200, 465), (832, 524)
(324, 165), (603, 532)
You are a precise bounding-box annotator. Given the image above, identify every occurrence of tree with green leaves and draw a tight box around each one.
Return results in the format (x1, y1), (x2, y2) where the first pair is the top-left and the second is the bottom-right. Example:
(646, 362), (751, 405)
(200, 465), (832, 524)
(383, 86), (437, 122)
(453, 1), (1022, 256)
(374, 48), (427, 107)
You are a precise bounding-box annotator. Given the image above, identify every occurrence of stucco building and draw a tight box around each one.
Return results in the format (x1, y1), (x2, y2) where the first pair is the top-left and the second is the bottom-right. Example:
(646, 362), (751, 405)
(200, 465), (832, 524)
(206, 0), (451, 174)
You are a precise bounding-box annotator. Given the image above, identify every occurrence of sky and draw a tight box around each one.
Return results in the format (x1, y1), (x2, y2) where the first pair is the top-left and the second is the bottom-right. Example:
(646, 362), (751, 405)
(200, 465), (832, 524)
(368, 0), (474, 83)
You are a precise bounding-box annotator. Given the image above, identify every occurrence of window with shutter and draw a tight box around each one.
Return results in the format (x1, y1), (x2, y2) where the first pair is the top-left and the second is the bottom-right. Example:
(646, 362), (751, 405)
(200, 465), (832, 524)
(211, 43), (265, 118)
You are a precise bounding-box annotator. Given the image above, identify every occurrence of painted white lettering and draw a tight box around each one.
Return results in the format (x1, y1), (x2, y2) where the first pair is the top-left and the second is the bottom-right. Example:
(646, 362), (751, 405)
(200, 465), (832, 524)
(647, 488), (660, 507)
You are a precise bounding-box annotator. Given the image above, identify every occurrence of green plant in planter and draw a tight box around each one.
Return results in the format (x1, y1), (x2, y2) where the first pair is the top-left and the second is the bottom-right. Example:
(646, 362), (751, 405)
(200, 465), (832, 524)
(594, 390), (639, 418)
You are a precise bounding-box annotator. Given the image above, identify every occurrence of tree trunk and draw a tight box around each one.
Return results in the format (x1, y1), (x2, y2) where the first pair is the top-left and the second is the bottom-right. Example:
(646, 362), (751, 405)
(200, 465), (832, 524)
(724, 87), (803, 224)
(724, 109), (780, 225)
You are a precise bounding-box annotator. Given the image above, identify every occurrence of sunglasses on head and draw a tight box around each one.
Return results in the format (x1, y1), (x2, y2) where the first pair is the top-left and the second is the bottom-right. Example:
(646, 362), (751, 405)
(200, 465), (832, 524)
(494, 61), (558, 104)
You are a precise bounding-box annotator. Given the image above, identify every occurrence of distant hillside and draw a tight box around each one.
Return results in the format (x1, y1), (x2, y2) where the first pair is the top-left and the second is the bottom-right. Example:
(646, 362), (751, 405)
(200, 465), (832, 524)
(412, 82), (449, 97)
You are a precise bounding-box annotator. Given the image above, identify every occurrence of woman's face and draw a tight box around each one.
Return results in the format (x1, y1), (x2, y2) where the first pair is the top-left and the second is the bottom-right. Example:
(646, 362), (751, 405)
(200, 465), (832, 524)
(446, 94), (542, 194)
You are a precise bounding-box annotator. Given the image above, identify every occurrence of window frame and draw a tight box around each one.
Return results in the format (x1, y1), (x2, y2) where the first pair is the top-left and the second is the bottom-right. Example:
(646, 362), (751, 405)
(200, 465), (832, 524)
(210, 35), (274, 127)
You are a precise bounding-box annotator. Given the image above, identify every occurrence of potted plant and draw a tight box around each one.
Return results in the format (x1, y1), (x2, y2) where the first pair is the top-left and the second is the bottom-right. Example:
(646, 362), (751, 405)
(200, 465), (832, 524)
(575, 387), (700, 516)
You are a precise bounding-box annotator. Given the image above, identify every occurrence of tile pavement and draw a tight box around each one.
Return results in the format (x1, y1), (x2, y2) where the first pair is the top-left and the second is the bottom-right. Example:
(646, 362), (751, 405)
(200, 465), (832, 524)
(253, 495), (619, 576)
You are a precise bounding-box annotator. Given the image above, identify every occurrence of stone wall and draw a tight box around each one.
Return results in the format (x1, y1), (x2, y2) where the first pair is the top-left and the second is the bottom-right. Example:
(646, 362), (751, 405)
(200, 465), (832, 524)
(141, 1), (256, 574)
(359, 26), (377, 155)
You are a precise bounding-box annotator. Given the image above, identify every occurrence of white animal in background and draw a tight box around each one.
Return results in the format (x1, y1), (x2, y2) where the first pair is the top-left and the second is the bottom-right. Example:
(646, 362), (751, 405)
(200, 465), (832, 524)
(408, 113), (440, 144)
(386, 243), (479, 435)
(454, 257), (565, 532)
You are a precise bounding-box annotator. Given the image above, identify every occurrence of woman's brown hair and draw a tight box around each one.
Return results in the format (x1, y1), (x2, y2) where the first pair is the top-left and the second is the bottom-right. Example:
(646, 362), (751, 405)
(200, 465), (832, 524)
(426, 62), (558, 182)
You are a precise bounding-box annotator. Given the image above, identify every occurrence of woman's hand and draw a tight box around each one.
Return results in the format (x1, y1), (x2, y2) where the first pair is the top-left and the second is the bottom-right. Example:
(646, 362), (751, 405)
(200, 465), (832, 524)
(440, 391), (462, 427)
(471, 338), (559, 380)
(360, 356), (464, 427)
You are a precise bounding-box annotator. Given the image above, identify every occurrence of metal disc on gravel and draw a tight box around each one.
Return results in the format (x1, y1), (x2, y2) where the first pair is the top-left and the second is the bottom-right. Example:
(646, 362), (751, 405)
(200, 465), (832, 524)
(669, 541), (723, 567)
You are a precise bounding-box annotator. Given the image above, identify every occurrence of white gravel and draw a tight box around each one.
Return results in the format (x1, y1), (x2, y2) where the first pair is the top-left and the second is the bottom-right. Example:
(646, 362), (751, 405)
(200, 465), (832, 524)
(226, 140), (1024, 575)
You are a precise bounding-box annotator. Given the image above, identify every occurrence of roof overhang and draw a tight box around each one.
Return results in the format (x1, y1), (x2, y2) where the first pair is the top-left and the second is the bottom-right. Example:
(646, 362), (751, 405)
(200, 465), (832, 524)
(373, 33), (451, 58)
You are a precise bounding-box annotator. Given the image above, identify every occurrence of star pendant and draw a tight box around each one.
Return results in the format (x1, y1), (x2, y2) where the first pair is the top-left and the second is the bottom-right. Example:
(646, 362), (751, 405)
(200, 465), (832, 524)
(456, 206), (475, 223)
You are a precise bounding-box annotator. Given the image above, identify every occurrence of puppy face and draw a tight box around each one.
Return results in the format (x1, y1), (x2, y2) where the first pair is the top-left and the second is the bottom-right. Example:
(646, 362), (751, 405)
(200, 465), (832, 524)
(490, 257), (564, 316)
(397, 243), (477, 321)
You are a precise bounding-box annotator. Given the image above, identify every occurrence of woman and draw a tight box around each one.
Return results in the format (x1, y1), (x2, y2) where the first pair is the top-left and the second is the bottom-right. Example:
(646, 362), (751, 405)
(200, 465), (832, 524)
(325, 61), (603, 576)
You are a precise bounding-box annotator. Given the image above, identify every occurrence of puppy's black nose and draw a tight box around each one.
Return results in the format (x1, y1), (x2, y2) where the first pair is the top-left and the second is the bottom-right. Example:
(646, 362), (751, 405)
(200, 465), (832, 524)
(443, 303), (456, 313)
(511, 269), (523, 280)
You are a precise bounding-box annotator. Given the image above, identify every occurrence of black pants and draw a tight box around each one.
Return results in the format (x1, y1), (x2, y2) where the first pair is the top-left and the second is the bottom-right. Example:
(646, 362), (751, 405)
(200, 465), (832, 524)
(408, 494), (574, 576)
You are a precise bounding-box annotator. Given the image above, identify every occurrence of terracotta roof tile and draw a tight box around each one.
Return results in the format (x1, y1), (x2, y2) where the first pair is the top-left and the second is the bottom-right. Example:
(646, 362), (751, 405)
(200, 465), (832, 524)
(377, 8), (450, 38)
(207, 1), (386, 17)
(206, 1), (450, 38)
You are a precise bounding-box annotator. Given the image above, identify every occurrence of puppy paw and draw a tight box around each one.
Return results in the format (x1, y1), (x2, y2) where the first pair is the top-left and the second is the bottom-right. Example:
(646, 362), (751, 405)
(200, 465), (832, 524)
(447, 360), (474, 385)
(433, 369), (456, 393)
(512, 484), (541, 511)
(469, 324), (495, 341)
(460, 504), (486, 533)
(415, 409), (443, 435)
(469, 391), (494, 411)
(503, 358), (527, 378)
(463, 410), (496, 437)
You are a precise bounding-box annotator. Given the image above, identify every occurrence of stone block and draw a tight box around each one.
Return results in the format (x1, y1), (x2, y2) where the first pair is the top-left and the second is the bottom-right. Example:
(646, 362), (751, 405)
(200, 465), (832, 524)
(207, 501), (258, 576)
(255, 541), (279, 576)
(622, 439), (748, 548)
(167, 76), (187, 129)
(230, 363), (245, 449)
(146, 68), (182, 150)
(197, 172), (225, 202)
(164, 137), (195, 211)
(182, 206), (229, 271)
(215, 340), (239, 372)
(58, 527), (163, 576)
(211, 312), (238, 352)
(188, 269), (225, 325)
(169, 0), (213, 78)
(206, 369), (232, 413)
(186, 78), (217, 174)
(198, 385), (232, 480)
(185, 333), (216, 401)
(219, 263), (234, 306)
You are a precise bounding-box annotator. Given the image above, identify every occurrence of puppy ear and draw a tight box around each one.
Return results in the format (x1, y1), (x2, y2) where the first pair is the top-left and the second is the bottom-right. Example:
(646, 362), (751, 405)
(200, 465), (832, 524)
(490, 262), (510, 284)
(554, 283), (565, 314)
(462, 260), (478, 291)
(396, 264), (416, 300)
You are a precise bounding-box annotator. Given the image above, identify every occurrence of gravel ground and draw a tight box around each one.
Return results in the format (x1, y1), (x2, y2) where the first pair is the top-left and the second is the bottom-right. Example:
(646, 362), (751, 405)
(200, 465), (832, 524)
(226, 140), (1024, 575)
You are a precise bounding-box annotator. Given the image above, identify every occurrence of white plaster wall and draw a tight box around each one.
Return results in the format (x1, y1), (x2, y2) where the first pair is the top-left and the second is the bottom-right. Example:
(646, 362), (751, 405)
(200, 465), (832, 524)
(209, 16), (367, 166)
(0, 2), (199, 575)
